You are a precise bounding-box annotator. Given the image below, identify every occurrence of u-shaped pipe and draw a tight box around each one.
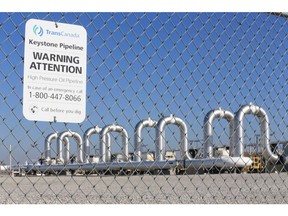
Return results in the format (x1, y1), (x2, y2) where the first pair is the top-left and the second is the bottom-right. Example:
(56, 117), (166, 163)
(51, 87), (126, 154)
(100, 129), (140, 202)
(134, 118), (157, 162)
(83, 126), (111, 163)
(45, 132), (69, 164)
(155, 115), (191, 161)
(234, 103), (278, 162)
(203, 108), (234, 158)
(100, 124), (129, 163)
(57, 131), (83, 164)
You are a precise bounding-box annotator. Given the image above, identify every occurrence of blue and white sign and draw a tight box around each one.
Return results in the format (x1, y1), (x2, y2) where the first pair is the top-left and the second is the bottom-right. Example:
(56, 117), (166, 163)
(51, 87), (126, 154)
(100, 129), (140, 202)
(23, 19), (87, 123)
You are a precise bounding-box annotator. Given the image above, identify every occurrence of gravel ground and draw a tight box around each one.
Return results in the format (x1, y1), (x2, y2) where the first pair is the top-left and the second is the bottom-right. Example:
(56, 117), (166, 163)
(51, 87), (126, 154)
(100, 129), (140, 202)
(0, 173), (287, 204)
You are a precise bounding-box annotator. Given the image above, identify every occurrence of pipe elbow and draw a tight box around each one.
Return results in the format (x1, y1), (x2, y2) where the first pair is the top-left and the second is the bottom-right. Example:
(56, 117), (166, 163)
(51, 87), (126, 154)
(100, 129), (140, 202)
(84, 126), (101, 139)
(59, 131), (70, 141)
(263, 151), (279, 163)
(46, 132), (58, 143)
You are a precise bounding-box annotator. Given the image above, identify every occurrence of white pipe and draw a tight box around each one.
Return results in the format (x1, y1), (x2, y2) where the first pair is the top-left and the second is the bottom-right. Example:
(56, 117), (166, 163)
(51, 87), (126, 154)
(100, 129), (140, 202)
(100, 124), (129, 162)
(45, 132), (69, 163)
(58, 131), (84, 164)
(83, 126), (111, 163)
(234, 103), (278, 162)
(203, 108), (234, 158)
(45, 132), (57, 162)
(26, 160), (179, 172)
(134, 118), (157, 162)
(26, 156), (252, 173)
(155, 115), (192, 161)
(183, 157), (253, 169)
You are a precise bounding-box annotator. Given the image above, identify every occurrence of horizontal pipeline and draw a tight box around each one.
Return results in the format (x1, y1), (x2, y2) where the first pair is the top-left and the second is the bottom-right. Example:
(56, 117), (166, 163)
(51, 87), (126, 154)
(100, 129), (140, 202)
(24, 157), (252, 172)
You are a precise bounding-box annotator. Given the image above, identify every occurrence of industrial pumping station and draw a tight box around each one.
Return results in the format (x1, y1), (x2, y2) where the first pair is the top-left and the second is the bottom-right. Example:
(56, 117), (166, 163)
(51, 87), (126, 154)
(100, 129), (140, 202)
(2, 103), (282, 176)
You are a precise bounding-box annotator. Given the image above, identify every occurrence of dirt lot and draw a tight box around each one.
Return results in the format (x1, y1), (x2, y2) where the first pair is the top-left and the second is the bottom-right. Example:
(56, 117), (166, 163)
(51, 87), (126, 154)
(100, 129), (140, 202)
(0, 172), (287, 204)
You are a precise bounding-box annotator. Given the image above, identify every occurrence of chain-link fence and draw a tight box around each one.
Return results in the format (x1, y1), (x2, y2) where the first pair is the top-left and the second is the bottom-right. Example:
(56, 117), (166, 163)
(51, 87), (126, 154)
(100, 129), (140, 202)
(0, 12), (287, 204)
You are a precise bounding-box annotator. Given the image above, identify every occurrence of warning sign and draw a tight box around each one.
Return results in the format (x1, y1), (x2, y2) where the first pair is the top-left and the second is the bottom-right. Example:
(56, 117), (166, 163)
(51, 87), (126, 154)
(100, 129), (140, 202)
(23, 19), (87, 123)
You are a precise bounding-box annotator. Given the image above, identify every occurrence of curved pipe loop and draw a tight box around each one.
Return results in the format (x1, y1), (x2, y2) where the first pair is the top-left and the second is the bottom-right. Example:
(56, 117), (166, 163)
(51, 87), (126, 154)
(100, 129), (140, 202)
(155, 115), (191, 161)
(45, 132), (58, 162)
(203, 108), (234, 158)
(45, 132), (69, 164)
(234, 103), (278, 162)
(100, 124), (129, 163)
(83, 126), (111, 163)
(134, 118), (157, 162)
(57, 131), (83, 164)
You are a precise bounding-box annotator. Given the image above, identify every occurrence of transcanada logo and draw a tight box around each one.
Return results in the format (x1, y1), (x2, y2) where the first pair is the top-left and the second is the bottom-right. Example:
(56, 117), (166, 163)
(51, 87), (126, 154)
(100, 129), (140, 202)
(33, 25), (43, 37)
(32, 23), (80, 38)
(46, 29), (80, 38)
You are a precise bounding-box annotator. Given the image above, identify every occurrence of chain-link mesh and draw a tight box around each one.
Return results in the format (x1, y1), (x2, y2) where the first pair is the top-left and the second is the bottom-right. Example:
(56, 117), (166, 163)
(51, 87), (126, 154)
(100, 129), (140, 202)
(0, 12), (288, 204)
